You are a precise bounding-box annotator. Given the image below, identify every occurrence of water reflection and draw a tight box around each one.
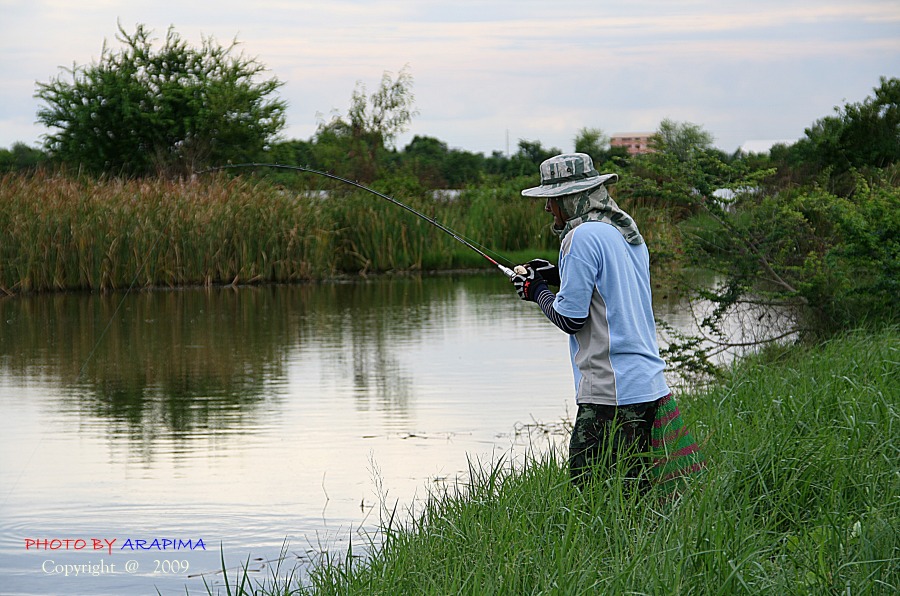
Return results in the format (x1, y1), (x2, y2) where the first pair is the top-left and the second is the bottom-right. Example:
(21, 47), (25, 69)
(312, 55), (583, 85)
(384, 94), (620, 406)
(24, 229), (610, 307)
(2, 288), (289, 446)
(0, 275), (529, 457)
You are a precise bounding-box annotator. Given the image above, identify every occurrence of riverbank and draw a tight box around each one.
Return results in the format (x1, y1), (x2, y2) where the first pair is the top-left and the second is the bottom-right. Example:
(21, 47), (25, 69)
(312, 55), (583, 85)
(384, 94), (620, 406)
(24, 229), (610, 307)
(251, 327), (898, 594)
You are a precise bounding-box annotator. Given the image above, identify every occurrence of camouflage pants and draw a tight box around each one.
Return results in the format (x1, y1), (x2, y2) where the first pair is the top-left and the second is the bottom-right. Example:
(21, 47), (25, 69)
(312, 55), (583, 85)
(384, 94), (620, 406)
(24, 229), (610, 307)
(568, 400), (660, 490)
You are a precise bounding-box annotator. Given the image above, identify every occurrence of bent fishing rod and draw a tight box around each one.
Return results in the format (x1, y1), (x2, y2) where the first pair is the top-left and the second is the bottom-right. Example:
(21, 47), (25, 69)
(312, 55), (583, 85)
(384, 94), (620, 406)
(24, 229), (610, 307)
(197, 163), (526, 279)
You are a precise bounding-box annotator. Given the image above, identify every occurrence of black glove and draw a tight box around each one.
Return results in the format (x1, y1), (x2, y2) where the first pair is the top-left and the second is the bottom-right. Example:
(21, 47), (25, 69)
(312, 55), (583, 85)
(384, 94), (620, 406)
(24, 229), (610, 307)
(527, 258), (560, 287)
(512, 265), (546, 302)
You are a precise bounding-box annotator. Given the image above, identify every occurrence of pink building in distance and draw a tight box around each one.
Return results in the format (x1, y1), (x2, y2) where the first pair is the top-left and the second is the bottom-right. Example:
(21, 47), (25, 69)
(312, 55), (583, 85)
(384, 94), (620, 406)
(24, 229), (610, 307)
(610, 133), (655, 155)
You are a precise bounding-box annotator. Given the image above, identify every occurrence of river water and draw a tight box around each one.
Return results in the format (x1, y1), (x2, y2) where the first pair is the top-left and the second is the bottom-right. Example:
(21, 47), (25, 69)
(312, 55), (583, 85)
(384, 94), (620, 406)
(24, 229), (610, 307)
(0, 273), (782, 595)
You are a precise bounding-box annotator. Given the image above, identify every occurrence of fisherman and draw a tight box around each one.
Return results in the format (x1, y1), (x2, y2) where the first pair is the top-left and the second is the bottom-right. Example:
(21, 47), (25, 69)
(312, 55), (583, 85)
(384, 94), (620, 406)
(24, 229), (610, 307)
(511, 152), (700, 490)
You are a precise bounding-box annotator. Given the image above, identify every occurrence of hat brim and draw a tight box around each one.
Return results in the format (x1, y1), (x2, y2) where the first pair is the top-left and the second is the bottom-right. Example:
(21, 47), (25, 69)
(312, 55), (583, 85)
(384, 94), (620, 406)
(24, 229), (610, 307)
(521, 173), (618, 198)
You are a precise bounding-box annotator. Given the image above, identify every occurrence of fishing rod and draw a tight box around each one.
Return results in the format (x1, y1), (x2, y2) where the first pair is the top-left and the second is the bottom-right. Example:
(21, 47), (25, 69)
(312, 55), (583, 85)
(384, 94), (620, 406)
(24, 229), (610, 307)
(197, 163), (524, 278)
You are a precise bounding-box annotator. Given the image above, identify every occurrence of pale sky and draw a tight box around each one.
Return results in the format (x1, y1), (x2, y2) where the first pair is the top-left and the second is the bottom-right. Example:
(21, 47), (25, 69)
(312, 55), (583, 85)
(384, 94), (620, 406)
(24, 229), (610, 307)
(1, 0), (898, 156)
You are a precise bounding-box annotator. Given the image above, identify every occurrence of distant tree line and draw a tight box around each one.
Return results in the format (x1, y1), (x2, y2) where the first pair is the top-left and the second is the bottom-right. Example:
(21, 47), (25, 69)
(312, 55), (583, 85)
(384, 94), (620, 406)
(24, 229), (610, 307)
(0, 143), (46, 172)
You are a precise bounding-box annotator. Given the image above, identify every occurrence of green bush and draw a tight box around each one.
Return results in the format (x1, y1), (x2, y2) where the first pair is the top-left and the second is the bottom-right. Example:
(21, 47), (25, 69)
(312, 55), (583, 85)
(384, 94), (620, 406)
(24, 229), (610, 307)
(683, 174), (899, 337)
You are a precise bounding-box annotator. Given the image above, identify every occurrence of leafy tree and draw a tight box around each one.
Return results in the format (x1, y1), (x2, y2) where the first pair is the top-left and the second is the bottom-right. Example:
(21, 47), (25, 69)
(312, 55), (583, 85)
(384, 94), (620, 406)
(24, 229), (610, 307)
(616, 119), (733, 224)
(625, 126), (733, 220)
(483, 150), (515, 177)
(313, 66), (417, 182)
(35, 22), (286, 176)
(443, 148), (485, 187)
(573, 127), (609, 162)
(403, 135), (450, 187)
(487, 139), (562, 180)
(516, 139), (560, 165)
(399, 136), (486, 188)
(650, 118), (714, 162)
(786, 77), (900, 182)
(604, 145), (632, 167)
(839, 76), (900, 168)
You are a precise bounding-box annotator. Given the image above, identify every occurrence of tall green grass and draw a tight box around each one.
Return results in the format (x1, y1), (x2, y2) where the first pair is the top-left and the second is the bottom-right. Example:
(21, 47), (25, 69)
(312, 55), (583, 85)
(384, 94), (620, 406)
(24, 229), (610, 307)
(231, 327), (896, 595)
(0, 172), (566, 293)
(0, 173), (334, 292)
(1, 172), (674, 293)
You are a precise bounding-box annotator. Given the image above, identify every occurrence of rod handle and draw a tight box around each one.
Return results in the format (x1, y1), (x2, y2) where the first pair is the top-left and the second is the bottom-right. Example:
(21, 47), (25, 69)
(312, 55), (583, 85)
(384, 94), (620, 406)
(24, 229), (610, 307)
(499, 264), (528, 279)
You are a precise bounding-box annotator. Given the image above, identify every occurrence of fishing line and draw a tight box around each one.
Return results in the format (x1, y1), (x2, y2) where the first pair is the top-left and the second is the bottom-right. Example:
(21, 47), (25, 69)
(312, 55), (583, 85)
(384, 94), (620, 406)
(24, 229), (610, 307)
(196, 163), (520, 278)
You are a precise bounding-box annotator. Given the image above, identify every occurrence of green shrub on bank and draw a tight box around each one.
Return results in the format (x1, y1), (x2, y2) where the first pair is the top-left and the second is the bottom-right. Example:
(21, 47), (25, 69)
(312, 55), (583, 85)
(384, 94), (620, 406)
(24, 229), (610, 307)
(683, 173), (899, 337)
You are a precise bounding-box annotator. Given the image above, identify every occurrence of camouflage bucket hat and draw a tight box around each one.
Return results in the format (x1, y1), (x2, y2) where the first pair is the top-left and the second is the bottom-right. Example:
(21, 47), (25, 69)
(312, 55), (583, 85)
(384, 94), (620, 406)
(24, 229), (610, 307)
(521, 153), (618, 198)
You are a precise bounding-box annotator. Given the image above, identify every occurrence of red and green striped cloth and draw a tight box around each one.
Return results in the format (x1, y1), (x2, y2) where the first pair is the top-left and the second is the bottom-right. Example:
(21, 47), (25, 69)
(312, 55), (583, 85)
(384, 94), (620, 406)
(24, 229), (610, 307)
(650, 394), (706, 489)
